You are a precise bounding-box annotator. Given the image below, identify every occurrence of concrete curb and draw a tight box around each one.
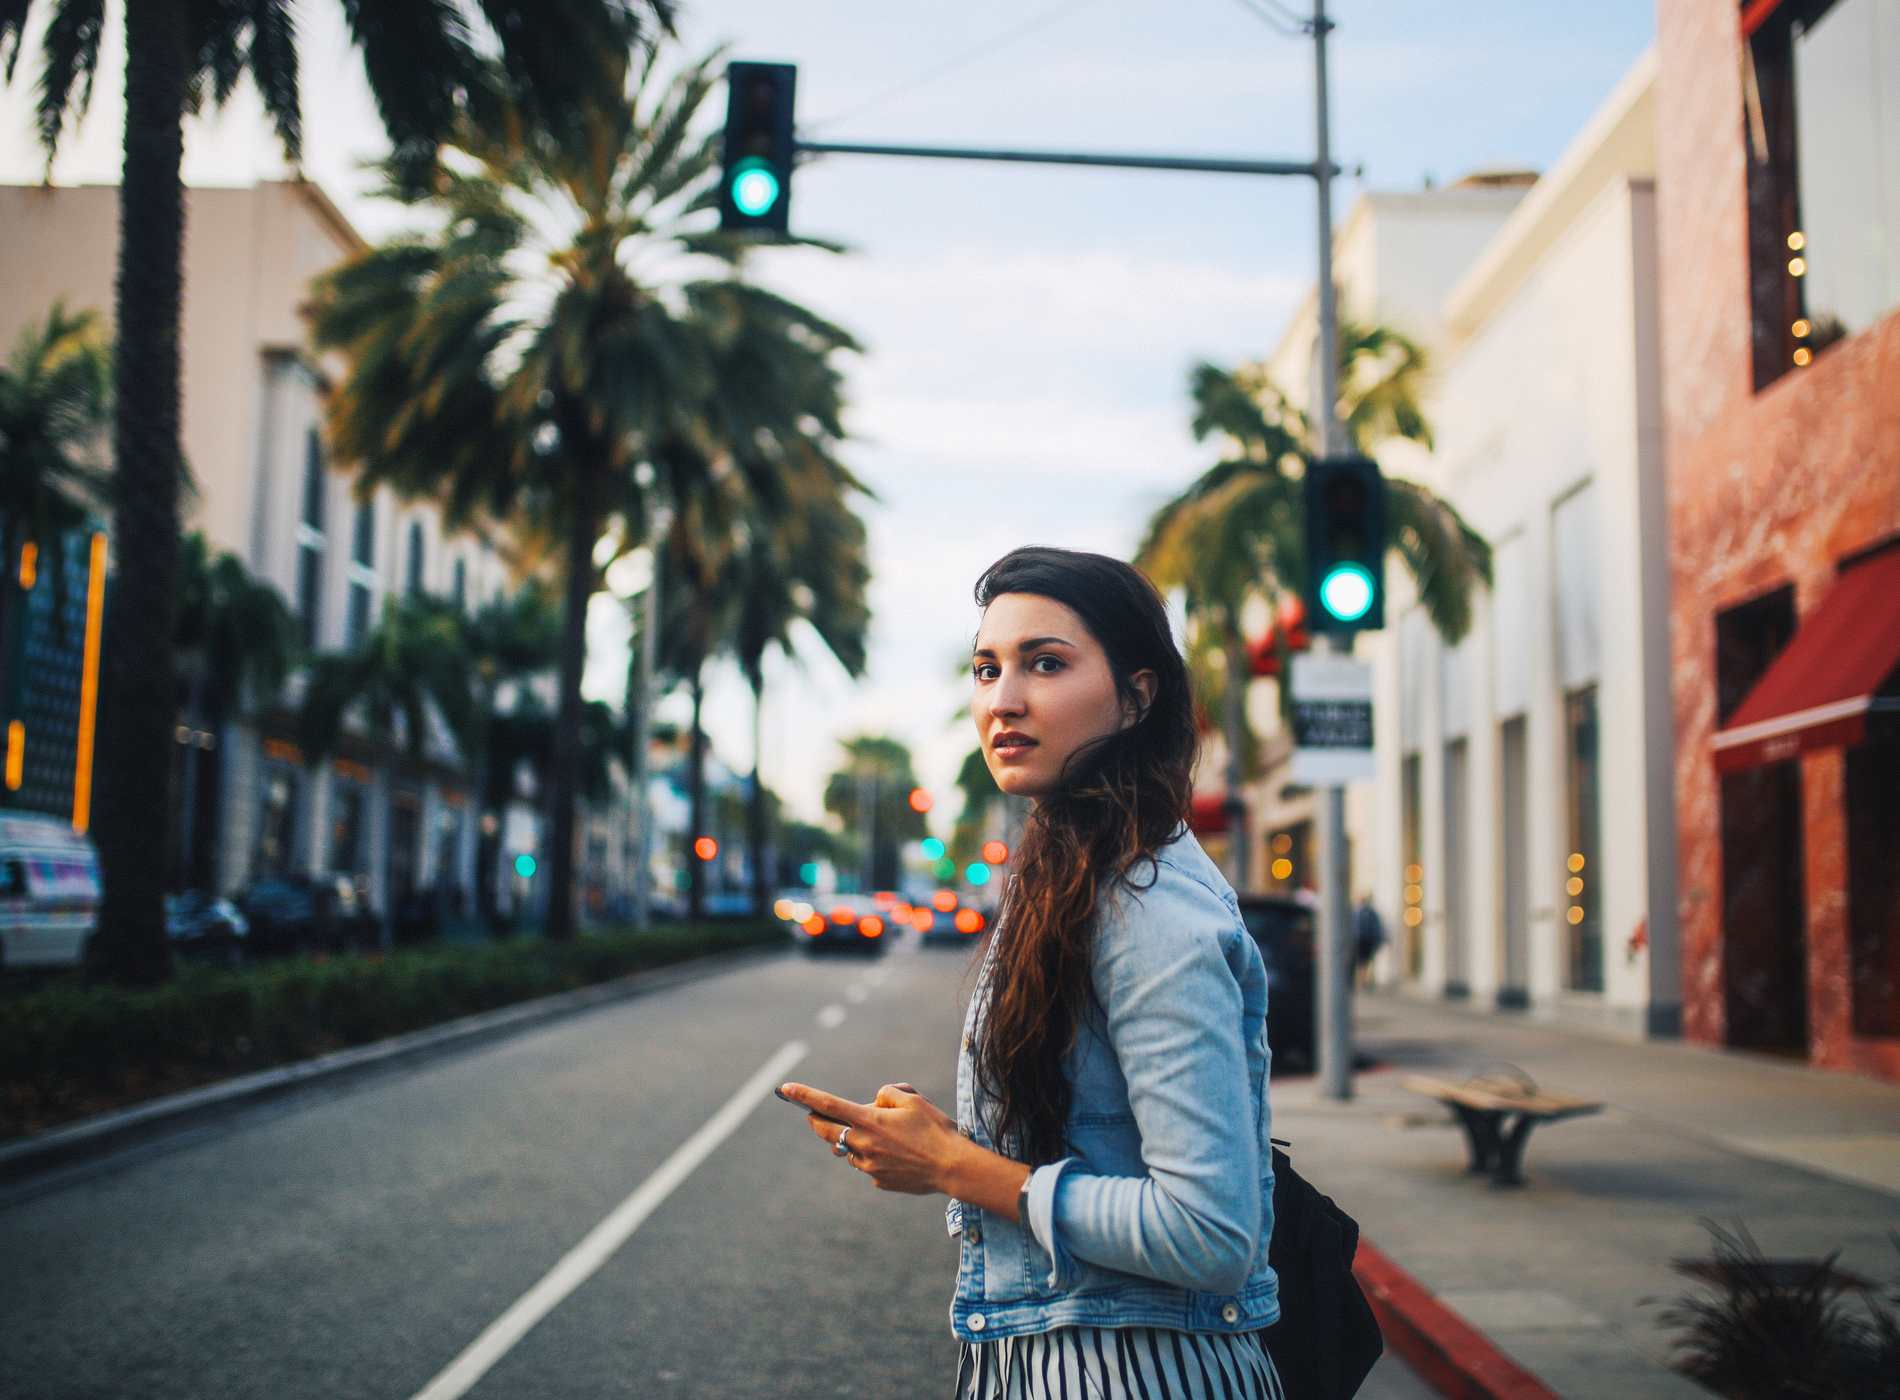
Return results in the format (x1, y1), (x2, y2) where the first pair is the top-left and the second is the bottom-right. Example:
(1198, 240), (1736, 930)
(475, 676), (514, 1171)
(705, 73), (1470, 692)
(0, 942), (783, 1185)
(1355, 1240), (1560, 1400)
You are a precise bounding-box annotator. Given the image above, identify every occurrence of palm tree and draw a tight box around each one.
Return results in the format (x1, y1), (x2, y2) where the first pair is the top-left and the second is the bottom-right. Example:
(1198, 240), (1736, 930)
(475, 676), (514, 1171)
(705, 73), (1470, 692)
(300, 593), (472, 950)
(0, 301), (110, 725)
(2, 0), (667, 983)
(823, 736), (927, 893)
(172, 532), (299, 891)
(310, 49), (855, 939)
(460, 582), (561, 927)
(729, 453), (873, 916)
(1137, 318), (1491, 888)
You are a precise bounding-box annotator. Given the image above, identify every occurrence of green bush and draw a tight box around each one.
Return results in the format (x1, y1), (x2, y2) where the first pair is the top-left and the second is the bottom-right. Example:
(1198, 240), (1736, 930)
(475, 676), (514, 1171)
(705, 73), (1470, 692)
(0, 921), (783, 1139)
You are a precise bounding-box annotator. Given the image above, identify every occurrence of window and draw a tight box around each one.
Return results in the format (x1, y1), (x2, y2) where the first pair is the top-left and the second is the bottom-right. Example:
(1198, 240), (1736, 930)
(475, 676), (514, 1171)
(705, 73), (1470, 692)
(254, 763), (301, 876)
(406, 520), (425, 598)
(1400, 753), (1424, 981)
(330, 773), (367, 876)
(1745, 0), (1900, 386)
(1563, 686), (1604, 993)
(451, 557), (467, 612)
(346, 497), (376, 645)
(295, 429), (327, 649)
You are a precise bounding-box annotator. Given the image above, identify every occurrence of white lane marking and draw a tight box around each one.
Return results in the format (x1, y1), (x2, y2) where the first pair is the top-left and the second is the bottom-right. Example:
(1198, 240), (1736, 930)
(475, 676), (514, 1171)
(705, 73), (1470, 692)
(844, 984), (868, 1004)
(816, 1003), (847, 1029)
(408, 1039), (811, 1400)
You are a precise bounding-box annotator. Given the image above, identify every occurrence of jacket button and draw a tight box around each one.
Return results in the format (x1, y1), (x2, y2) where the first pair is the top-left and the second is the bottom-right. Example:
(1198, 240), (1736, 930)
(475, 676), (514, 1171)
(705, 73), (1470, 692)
(1220, 1303), (1240, 1324)
(965, 1226), (982, 1246)
(967, 1313), (987, 1332)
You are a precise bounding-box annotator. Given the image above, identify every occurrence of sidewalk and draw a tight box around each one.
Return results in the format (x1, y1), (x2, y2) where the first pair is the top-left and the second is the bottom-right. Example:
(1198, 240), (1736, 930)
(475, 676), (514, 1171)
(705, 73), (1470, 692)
(1275, 990), (1900, 1399)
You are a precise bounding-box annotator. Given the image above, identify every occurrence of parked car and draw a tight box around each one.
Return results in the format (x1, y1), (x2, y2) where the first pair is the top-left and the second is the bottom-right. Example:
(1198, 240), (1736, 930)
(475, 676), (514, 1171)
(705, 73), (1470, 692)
(919, 891), (992, 949)
(0, 813), (101, 971)
(1238, 894), (1317, 1068)
(165, 890), (250, 966)
(787, 894), (891, 956)
(233, 873), (374, 958)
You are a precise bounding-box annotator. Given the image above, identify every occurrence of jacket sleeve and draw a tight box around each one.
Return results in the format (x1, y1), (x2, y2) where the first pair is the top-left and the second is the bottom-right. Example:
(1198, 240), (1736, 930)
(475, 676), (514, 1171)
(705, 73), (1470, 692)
(1021, 864), (1260, 1294)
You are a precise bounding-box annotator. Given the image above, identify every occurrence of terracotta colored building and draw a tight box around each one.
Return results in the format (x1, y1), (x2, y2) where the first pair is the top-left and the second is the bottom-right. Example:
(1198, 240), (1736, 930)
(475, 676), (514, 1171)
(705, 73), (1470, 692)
(1656, 0), (1900, 1078)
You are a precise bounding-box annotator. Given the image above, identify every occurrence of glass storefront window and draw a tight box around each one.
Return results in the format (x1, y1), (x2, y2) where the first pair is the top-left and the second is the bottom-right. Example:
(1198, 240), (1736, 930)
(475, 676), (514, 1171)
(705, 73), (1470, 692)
(255, 764), (301, 876)
(330, 776), (366, 878)
(1791, 0), (1900, 344)
(1564, 686), (1604, 993)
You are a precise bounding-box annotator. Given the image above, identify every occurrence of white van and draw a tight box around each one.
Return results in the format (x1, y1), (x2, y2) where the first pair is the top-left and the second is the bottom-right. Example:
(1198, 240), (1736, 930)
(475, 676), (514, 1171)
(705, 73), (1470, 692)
(0, 812), (102, 970)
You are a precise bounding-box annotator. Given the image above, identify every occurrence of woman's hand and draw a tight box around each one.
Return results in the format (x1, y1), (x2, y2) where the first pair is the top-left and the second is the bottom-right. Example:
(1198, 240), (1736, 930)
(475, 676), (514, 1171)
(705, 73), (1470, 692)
(777, 1080), (966, 1195)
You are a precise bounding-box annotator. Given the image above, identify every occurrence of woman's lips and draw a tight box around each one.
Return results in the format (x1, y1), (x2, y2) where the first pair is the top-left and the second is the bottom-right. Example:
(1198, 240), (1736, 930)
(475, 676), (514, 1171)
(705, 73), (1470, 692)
(993, 738), (1038, 761)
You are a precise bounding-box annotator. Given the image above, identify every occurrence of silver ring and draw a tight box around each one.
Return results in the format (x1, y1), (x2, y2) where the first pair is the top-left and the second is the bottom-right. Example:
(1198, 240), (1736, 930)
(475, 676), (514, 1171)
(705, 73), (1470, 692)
(832, 1126), (852, 1158)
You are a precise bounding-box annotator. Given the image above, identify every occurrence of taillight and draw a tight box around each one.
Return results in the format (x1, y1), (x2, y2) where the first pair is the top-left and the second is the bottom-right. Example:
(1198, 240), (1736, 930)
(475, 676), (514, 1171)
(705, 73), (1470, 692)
(859, 916), (884, 938)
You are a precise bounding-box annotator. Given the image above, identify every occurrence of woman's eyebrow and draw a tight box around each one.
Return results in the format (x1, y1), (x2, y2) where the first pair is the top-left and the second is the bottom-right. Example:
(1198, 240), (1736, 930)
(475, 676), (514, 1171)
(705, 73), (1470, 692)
(971, 636), (1076, 659)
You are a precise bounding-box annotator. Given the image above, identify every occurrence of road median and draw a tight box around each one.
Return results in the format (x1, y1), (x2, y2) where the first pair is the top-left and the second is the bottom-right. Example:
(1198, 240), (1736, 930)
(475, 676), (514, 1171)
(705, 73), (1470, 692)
(0, 922), (786, 1182)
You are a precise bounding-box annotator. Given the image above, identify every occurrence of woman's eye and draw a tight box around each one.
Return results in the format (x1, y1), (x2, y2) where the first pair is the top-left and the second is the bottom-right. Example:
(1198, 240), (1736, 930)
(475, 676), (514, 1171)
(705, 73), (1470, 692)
(973, 664), (997, 681)
(1031, 655), (1064, 673)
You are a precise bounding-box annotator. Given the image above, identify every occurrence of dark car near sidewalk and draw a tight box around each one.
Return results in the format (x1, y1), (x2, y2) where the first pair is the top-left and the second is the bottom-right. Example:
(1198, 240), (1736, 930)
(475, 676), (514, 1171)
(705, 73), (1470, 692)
(233, 874), (375, 958)
(1238, 894), (1317, 1069)
(164, 891), (250, 967)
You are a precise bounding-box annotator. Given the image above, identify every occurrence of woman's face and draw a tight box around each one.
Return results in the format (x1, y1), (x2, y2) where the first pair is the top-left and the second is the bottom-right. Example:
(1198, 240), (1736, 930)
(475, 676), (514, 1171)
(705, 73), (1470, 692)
(971, 592), (1156, 801)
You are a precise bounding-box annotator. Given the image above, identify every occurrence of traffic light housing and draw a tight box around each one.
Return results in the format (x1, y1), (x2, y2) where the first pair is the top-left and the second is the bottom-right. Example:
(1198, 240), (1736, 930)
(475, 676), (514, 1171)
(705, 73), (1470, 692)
(720, 62), (796, 236)
(1304, 455), (1387, 633)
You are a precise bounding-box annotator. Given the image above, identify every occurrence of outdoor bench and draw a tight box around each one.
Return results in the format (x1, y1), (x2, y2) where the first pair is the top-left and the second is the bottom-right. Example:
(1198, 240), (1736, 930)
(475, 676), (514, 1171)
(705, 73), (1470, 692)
(1401, 1069), (1602, 1187)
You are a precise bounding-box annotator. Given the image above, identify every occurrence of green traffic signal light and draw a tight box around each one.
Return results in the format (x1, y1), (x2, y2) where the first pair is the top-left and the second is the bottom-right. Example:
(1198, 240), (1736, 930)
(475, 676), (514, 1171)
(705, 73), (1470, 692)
(921, 837), (946, 860)
(513, 853), (537, 879)
(1318, 563), (1376, 623)
(729, 157), (781, 217)
(965, 862), (992, 887)
(799, 860), (820, 884)
(934, 857), (956, 880)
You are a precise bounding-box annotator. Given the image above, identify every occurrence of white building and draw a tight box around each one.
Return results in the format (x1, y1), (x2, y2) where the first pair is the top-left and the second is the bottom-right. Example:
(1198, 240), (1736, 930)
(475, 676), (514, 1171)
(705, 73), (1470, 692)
(1373, 52), (1680, 1037)
(1211, 175), (1535, 898)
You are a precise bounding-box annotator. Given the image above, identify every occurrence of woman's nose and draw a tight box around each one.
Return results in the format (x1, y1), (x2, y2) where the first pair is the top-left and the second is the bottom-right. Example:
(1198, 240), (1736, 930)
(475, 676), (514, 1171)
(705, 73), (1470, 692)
(989, 676), (1027, 718)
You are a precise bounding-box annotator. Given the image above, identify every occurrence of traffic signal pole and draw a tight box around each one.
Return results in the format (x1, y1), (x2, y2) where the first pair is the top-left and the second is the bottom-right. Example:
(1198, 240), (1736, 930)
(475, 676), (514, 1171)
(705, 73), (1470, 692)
(736, 0), (1358, 1095)
(1309, 0), (1356, 1103)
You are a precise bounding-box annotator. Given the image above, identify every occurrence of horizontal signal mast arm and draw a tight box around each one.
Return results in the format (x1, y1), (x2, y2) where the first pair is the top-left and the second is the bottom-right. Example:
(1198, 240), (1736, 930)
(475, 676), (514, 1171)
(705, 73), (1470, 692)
(794, 138), (1341, 180)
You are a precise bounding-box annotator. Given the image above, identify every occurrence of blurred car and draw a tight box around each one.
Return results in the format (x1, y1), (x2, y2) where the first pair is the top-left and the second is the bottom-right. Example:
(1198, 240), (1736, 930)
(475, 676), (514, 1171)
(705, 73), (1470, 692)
(165, 891), (250, 966)
(780, 893), (891, 956)
(233, 873), (374, 958)
(1238, 894), (1317, 1068)
(918, 891), (992, 949)
(0, 813), (101, 971)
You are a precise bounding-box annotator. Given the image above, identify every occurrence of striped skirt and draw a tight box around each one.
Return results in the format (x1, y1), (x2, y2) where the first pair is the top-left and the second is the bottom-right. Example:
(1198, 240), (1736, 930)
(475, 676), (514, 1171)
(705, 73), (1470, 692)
(954, 1324), (1285, 1399)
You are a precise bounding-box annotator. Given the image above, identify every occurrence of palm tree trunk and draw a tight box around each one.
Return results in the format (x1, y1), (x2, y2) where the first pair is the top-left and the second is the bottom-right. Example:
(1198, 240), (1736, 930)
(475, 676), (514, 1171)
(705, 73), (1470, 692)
(545, 444), (601, 941)
(92, 0), (189, 984)
(1222, 629), (1251, 892)
(748, 676), (769, 917)
(688, 664), (706, 924)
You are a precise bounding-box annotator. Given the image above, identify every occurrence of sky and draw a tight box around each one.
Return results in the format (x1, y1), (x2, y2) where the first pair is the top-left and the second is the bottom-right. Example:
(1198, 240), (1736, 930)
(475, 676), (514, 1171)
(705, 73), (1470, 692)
(0, 0), (1658, 829)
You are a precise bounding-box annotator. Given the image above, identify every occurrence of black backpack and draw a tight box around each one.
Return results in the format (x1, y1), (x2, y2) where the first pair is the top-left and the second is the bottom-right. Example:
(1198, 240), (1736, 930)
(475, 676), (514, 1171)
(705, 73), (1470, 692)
(1260, 1140), (1384, 1398)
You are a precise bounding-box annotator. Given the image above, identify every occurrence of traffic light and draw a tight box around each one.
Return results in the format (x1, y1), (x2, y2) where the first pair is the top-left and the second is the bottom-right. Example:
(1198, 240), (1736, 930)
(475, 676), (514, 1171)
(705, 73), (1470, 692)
(513, 853), (537, 879)
(1304, 455), (1387, 633)
(720, 62), (796, 236)
(908, 787), (933, 813)
(920, 837), (946, 860)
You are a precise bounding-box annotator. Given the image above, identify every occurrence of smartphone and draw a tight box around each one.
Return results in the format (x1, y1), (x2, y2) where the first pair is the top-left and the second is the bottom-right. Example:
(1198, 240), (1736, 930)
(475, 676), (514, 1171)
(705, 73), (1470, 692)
(774, 1085), (850, 1125)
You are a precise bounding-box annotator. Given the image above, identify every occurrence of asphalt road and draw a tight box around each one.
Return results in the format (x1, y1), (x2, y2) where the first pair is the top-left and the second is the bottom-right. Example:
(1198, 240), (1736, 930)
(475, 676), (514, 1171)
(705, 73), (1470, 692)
(1, 932), (1435, 1399)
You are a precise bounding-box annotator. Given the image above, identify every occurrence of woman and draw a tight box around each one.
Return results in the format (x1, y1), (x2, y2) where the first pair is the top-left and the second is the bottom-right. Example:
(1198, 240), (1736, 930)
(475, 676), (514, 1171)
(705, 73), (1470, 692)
(779, 546), (1283, 1398)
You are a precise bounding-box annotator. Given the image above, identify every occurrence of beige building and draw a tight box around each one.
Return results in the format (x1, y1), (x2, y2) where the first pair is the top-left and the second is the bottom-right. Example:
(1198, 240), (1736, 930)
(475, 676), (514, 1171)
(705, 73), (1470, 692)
(0, 181), (522, 915)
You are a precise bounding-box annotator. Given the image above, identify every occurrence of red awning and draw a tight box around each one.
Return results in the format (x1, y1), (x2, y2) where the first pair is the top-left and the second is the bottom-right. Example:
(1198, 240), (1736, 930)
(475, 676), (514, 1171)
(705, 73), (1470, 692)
(1713, 546), (1900, 773)
(1188, 793), (1231, 834)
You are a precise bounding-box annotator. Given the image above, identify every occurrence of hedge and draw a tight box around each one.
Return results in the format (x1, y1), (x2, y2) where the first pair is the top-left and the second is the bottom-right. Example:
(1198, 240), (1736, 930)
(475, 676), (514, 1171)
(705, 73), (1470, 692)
(1, 921), (785, 1140)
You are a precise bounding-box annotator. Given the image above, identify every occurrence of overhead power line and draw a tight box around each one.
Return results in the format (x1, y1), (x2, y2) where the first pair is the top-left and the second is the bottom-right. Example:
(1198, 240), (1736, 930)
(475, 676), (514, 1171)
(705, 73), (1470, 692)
(803, 0), (1107, 135)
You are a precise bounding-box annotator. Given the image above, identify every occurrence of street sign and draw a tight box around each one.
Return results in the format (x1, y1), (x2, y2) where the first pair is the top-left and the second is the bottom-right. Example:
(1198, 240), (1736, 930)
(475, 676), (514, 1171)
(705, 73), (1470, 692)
(1289, 654), (1374, 784)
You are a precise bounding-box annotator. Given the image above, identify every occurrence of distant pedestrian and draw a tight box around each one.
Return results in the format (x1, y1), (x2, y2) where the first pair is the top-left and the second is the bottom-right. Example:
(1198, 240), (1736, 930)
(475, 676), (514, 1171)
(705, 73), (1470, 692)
(1353, 894), (1386, 972)
(779, 546), (1286, 1398)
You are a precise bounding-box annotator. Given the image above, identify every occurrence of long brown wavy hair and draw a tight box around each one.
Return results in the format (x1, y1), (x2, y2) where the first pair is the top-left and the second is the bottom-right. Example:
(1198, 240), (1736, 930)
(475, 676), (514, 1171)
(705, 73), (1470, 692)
(970, 546), (1198, 1166)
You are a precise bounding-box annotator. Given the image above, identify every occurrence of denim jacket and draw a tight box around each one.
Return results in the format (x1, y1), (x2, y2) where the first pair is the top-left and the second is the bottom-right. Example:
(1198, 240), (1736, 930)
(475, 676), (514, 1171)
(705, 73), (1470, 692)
(946, 826), (1279, 1342)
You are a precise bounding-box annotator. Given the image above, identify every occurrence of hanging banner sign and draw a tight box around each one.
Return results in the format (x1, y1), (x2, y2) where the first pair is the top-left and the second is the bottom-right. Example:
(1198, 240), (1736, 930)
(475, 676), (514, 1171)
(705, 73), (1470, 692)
(1289, 655), (1375, 784)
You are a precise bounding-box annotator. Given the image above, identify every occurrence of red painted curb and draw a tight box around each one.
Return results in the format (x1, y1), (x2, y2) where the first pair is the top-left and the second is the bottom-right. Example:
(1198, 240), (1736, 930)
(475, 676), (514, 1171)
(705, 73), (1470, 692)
(1354, 1240), (1560, 1400)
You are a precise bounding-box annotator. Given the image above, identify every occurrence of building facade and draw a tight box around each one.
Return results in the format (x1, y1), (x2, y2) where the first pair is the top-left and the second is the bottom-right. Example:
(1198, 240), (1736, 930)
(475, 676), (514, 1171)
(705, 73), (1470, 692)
(1374, 54), (1681, 1037)
(1656, 0), (1900, 1078)
(1202, 178), (1534, 898)
(0, 182), (516, 918)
